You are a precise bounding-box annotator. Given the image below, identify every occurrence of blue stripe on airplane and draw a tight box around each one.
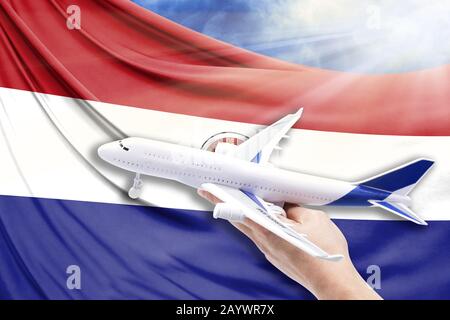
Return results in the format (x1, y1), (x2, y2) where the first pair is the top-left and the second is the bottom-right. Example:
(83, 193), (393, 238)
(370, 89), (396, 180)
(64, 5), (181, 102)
(241, 189), (266, 211)
(361, 159), (433, 192)
(375, 201), (416, 221)
(251, 152), (261, 163)
(328, 185), (391, 206)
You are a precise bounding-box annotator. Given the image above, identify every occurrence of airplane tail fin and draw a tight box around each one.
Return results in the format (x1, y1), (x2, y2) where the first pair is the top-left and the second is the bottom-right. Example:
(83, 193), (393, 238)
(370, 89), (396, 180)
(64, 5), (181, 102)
(358, 158), (434, 226)
(356, 158), (434, 196)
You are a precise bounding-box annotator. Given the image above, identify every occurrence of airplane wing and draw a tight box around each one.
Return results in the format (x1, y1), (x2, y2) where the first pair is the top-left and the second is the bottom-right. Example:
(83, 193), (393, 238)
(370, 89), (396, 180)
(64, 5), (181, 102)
(232, 108), (303, 164)
(369, 200), (428, 225)
(201, 183), (343, 261)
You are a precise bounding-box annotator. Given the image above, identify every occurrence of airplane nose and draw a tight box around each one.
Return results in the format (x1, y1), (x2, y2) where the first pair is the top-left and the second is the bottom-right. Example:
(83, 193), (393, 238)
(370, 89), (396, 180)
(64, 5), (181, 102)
(97, 143), (114, 161)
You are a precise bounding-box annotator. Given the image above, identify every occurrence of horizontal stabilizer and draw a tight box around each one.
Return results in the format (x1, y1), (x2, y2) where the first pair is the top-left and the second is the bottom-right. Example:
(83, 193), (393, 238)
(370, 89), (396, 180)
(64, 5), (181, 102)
(369, 200), (427, 225)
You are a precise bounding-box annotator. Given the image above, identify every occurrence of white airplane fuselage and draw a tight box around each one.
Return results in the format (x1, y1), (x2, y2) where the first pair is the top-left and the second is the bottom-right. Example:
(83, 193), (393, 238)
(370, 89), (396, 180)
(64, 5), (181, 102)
(98, 137), (409, 207)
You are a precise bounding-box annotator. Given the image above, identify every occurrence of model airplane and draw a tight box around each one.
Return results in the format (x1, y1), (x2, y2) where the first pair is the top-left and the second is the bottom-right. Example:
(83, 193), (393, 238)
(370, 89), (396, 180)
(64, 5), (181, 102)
(98, 109), (434, 261)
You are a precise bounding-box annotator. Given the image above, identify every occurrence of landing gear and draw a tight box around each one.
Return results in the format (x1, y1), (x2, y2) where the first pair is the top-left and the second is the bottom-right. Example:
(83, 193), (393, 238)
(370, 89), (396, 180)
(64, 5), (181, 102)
(128, 173), (143, 199)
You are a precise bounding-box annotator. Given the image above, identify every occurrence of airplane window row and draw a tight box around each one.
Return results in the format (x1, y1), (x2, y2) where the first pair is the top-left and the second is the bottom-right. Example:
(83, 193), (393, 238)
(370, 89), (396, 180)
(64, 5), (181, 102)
(145, 152), (170, 160)
(112, 160), (332, 203)
(191, 161), (220, 171)
(145, 166), (217, 178)
(113, 158), (139, 167)
(142, 164), (333, 201)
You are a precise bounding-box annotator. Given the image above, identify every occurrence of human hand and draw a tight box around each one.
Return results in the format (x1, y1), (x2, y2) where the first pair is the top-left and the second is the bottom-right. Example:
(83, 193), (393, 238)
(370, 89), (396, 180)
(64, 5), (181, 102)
(197, 189), (381, 300)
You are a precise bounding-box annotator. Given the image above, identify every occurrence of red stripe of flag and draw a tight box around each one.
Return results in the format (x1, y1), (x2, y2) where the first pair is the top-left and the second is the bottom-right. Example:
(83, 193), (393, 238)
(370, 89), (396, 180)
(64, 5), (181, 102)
(0, 0), (449, 135)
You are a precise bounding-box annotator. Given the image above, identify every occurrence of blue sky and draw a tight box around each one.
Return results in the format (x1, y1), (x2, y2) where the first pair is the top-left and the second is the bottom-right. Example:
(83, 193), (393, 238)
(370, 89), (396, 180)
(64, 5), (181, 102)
(133, 0), (450, 73)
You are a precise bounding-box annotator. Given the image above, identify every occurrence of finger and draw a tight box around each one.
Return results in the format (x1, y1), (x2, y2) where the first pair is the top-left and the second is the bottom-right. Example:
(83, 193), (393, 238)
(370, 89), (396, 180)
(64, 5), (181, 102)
(197, 189), (222, 204)
(230, 221), (269, 252)
(241, 217), (271, 237)
(282, 203), (310, 223)
(240, 219), (275, 243)
(230, 220), (253, 236)
(283, 202), (298, 211)
(285, 206), (321, 223)
(240, 218), (284, 253)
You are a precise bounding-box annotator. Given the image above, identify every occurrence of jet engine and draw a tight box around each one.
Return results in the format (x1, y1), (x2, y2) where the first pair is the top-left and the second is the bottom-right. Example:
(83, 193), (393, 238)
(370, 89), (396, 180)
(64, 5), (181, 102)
(213, 203), (245, 222)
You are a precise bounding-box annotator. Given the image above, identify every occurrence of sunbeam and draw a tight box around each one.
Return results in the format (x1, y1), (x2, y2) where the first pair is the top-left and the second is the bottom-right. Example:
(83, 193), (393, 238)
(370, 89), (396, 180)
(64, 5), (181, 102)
(134, 0), (450, 73)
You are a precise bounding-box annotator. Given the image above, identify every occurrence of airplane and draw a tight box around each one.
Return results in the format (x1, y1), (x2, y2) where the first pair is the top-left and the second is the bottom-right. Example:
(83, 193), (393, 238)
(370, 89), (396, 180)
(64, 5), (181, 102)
(97, 108), (434, 261)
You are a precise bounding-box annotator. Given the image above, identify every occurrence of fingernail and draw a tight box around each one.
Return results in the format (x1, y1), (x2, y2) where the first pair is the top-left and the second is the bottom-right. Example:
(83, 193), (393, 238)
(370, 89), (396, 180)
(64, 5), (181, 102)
(197, 189), (206, 198)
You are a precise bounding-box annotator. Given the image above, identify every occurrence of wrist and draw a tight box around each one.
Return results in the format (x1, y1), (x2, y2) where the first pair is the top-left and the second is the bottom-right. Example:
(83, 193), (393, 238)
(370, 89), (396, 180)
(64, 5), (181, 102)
(306, 261), (381, 300)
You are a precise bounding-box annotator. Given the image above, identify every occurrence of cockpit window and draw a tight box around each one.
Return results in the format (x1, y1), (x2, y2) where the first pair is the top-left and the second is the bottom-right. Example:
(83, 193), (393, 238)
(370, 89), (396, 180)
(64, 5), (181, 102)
(119, 140), (129, 151)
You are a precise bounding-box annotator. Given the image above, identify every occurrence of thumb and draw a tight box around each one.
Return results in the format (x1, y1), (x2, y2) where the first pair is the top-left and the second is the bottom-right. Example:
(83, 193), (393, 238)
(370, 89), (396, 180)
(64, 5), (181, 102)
(197, 189), (222, 204)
